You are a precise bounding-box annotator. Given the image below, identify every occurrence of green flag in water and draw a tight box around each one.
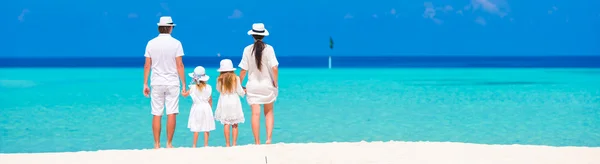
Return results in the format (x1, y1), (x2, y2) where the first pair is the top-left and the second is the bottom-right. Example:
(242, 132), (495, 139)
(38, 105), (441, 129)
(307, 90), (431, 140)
(329, 36), (334, 50)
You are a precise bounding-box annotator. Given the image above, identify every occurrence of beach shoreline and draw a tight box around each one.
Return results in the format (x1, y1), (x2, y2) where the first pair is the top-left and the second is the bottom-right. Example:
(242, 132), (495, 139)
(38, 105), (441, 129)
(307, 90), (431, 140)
(2, 141), (599, 164)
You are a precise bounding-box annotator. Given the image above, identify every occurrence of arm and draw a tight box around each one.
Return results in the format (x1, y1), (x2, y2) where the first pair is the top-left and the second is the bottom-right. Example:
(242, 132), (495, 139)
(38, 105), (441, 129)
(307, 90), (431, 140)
(143, 57), (152, 86)
(238, 47), (249, 84)
(269, 46), (279, 88)
(176, 57), (186, 87)
(175, 42), (186, 90)
(236, 77), (245, 97)
(209, 97), (213, 108)
(272, 66), (278, 88)
(239, 69), (247, 84)
(181, 85), (190, 97)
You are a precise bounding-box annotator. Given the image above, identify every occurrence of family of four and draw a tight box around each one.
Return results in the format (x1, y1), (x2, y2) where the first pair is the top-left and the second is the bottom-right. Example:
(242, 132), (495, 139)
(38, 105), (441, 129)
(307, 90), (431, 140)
(142, 16), (279, 149)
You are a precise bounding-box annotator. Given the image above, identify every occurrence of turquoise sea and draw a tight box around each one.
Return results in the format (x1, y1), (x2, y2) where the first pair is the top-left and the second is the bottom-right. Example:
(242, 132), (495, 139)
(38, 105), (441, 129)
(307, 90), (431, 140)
(1, 68), (600, 153)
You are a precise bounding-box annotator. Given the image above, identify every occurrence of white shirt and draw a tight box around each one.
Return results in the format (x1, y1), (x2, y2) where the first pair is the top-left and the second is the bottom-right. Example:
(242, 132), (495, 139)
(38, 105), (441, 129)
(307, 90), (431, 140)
(144, 34), (184, 86)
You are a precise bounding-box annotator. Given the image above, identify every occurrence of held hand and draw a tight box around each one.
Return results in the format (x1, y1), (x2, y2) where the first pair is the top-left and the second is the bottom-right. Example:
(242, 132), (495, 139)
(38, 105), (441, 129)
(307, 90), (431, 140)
(143, 85), (150, 97)
(181, 88), (189, 97)
(273, 82), (278, 88)
(182, 90), (190, 97)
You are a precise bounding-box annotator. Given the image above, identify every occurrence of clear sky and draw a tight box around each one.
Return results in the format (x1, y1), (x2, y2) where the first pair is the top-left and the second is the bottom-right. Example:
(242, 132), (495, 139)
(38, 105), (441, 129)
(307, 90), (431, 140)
(4, 0), (600, 57)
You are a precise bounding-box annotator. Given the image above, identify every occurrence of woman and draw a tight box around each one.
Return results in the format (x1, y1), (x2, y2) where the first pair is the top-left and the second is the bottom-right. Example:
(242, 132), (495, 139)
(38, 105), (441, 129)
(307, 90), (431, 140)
(238, 23), (279, 145)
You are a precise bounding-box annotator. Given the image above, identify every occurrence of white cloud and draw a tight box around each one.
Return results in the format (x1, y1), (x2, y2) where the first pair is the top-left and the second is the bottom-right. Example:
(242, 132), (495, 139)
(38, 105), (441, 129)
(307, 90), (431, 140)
(160, 3), (170, 11)
(548, 6), (558, 14)
(390, 8), (396, 15)
(128, 13), (138, 18)
(475, 16), (487, 26)
(456, 10), (463, 15)
(467, 0), (509, 17)
(437, 5), (454, 12)
(18, 9), (29, 22)
(423, 2), (450, 24)
(228, 9), (243, 19)
(423, 2), (437, 19)
(344, 13), (353, 19)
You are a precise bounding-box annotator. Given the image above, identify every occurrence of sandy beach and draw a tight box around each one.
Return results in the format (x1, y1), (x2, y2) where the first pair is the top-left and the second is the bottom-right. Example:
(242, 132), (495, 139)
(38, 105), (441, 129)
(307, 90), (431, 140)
(2, 141), (599, 164)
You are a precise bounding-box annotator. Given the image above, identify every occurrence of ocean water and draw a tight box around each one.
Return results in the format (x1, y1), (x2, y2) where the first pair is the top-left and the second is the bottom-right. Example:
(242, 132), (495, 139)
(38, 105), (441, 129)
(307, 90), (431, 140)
(1, 67), (599, 153)
(2, 56), (600, 68)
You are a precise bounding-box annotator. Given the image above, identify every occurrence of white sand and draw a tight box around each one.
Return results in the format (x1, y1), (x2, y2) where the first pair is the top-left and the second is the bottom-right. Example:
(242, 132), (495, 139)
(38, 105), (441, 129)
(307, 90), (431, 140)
(2, 141), (599, 164)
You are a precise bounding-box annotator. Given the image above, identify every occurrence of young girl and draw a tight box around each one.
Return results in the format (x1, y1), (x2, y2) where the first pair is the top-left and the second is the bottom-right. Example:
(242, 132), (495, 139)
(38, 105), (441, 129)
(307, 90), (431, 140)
(214, 59), (246, 147)
(182, 66), (216, 148)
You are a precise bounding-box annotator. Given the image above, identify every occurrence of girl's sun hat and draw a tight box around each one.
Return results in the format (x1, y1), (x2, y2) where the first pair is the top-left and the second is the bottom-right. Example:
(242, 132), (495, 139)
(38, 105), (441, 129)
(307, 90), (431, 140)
(217, 59), (237, 72)
(188, 66), (210, 81)
(247, 23), (269, 36)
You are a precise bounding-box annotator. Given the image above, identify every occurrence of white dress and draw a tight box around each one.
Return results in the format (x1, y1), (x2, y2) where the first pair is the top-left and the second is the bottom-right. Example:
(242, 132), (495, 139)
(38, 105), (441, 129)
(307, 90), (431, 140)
(238, 44), (279, 105)
(187, 84), (216, 132)
(214, 77), (246, 125)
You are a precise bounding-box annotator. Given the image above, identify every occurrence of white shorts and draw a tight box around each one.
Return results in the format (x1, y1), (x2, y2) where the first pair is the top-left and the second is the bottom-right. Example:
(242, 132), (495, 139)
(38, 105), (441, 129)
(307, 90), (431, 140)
(151, 85), (180, 116)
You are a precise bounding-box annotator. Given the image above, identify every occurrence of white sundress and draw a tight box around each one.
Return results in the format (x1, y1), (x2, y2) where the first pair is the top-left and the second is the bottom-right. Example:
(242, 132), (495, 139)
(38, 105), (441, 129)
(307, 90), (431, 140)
(214, 77), (246, 125)
(187, 84), (216, 132)
(238, 44), (279, 105)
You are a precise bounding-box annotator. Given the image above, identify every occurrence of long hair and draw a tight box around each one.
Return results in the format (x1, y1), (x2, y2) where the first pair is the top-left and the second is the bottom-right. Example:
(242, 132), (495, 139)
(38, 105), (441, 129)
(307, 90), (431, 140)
(251, 35), (266, 71)
(195, 80), (207, 92)
(217, 71), (237, 94)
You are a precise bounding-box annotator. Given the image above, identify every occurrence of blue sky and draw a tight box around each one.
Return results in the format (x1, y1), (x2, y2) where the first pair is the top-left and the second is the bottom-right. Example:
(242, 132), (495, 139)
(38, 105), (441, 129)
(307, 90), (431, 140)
(4, 0), (600, 57)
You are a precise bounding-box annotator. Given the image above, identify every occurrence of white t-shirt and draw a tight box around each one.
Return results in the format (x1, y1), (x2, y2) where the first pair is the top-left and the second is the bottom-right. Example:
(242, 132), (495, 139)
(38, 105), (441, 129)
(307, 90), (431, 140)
(144, 34), (184, 86)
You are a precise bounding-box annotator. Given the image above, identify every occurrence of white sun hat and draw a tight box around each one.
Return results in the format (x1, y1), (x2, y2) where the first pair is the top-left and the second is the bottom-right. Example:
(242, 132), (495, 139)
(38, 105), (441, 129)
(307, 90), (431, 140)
(247, 23), (269, 36)
(157, 16), (176, 26)
(188, 66), (210, 81)
(217, 59), (237, 72)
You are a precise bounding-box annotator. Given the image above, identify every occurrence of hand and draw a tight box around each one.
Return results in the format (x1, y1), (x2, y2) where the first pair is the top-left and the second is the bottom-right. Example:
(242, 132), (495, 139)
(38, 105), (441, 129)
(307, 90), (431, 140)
(273, 82), (278, 88)
(143, 85), (150, 97)
(181, 88), (188, 97)
(182, 90), (190, 97)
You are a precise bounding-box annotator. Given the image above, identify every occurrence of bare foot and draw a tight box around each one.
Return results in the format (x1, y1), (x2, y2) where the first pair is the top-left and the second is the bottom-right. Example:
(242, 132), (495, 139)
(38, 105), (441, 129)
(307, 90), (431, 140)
(265, 139), (272, 144)
(192, 145), (196, 148)
(154, 143), (160, 149)
(167, 143), (174, 148)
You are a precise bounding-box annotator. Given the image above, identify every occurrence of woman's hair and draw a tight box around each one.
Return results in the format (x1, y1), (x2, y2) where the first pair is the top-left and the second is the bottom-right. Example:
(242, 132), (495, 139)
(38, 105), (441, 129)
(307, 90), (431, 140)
(251, 35), (266, 71)
(217, 71), (237, 94)
(195, 80), (207, 91)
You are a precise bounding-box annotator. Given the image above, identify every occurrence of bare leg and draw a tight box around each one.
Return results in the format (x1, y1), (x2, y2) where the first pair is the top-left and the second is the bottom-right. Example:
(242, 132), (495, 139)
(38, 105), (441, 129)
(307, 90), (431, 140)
(224, 124), (231, 147)
(232, 124), (239, 146)
(166, 114), (177, 148)
(264, 102), (274, 144)
(250, 104), (261, 145)
(192, 132), (199, 148)
(152, 116), (162, 149)
(204, 132), (210, 147)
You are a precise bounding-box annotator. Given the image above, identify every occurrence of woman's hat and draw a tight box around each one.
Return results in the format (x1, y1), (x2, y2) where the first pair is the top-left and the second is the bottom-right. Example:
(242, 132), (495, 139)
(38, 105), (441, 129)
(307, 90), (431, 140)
(157, 16), (176, 26)
(247, 23), (269, 36)
(188, 66), (210, 81)
(217, 59), (237, 72)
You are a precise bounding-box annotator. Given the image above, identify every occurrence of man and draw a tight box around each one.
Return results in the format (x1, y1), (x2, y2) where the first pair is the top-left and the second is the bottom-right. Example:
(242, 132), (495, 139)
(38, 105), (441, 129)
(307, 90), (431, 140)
(143, 16), (186, 149)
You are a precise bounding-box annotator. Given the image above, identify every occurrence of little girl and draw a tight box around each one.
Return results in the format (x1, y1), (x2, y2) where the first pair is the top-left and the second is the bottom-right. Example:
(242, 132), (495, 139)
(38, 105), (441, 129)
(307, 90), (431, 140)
(214, 59), (246, 147)
(182, 66), (216, 148)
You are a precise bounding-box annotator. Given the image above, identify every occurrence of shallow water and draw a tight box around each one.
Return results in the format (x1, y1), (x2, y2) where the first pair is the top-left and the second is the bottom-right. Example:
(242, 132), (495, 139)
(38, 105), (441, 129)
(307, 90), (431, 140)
(1, 68), (599, 153)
